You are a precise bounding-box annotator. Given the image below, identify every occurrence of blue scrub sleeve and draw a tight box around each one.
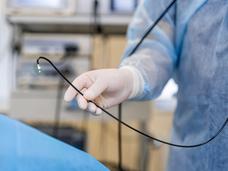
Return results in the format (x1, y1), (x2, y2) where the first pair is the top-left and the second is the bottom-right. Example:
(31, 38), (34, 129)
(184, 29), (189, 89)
(0, 114), (109, 171)
(120, 0), (177, 100)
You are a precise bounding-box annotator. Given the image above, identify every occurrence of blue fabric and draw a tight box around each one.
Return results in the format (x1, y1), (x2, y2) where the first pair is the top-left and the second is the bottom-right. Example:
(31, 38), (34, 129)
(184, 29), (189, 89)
(0, 114), (109, 171)
(121, 0), (228, 170)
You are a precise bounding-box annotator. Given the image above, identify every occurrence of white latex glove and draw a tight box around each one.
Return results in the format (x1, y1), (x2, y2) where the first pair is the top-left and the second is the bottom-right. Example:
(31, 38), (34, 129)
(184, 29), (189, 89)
(64, 68), (140, 115)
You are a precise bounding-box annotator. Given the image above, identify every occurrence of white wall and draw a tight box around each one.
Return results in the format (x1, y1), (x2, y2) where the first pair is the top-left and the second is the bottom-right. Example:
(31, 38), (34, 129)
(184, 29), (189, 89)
(0, 0), (12, 112)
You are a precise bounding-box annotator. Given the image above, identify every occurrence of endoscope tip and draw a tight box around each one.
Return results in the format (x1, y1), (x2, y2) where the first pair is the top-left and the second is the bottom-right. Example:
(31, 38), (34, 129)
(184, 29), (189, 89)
(37, 64), (41, 73)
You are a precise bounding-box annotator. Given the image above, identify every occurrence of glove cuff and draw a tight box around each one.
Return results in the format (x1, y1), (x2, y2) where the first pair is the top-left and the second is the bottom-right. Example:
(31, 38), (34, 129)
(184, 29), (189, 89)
(119, 66), (144, 99)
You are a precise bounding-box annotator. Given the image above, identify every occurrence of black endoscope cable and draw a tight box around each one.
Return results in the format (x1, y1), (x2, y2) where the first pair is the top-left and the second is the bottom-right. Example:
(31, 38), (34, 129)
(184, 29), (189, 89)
(37, 56), (228, 148)
(128, 0), (177, 56)
(36, 0), (228, 148)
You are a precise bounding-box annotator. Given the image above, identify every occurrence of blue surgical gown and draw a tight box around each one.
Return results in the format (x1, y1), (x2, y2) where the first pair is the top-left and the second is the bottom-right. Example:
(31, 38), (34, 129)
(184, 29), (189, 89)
(120, 0), (228, 170)
(0, 114), (109, 171)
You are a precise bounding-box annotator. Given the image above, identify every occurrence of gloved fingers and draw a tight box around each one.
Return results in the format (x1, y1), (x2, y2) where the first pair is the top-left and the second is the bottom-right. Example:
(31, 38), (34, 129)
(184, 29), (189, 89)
(76, 89), (88, 110)
(87, 102), (97, 114)
(95, 108), (102, 115)
(87, 102), (103, 115)
(93, 96), (105, 115)
(84, 78), (107, 101)
(64, 73), (93, 102)
(99, 96), (120, 109)
(77, 89), (102, 115)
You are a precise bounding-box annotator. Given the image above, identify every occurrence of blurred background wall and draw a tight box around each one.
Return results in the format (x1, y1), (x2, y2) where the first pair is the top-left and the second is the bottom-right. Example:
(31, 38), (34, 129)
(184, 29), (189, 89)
(0, 0), (12, 112)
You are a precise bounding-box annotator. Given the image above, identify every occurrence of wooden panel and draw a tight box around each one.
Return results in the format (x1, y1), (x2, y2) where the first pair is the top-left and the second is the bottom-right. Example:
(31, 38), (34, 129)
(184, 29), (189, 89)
(86, 119), (140, 170)
(147, 108), (173, 171)
(92, 35), (126, 69)
(91, 35), (106, 69)
(107, 35), (126, 68)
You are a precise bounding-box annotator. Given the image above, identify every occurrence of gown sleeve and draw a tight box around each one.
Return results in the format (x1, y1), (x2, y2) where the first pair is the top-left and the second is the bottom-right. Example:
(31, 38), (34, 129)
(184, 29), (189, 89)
(120, 0), (177, 100)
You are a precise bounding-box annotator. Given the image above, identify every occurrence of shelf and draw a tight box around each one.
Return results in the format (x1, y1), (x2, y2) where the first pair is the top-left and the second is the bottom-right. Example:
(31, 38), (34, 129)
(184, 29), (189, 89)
(7, 14), (132, 34)
(8, 15), (132, 25)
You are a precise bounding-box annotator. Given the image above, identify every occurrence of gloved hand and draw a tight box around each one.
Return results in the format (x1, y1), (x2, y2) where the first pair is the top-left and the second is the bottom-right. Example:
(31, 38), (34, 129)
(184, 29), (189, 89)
(64, 68), (137, 115)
